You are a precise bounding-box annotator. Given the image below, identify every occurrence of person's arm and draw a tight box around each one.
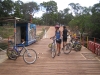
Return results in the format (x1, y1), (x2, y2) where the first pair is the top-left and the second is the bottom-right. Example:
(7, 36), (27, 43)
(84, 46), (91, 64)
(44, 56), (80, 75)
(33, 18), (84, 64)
(50, 36), (55, 39)
(60, 30), (62, 39)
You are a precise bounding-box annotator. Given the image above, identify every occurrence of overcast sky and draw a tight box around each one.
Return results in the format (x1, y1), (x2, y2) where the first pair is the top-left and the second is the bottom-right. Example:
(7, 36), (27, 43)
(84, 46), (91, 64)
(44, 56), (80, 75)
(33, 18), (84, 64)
(13, 0), (99, 17)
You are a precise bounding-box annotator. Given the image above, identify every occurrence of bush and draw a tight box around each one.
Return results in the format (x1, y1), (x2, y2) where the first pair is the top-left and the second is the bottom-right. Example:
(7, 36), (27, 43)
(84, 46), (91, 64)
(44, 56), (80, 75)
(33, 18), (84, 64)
(0, 26), (13, 38)
(0, 43), (8, 50)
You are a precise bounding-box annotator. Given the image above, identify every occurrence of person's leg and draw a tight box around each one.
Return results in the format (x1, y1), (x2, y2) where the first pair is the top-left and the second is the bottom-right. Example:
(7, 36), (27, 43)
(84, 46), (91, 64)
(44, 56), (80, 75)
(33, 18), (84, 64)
(62, 38), (65, 50)
(62, 38), (67, 50)
(62, 38), (67, 49)
(57, 44), (60, 52)
(63, 41), (64, 48)
(59, 43), (61, 52)
(64, 41), (66, 46)
(64, 37), (67, 45)
(57, 40), (61, 56)
(57, 43), (60, 56)
(56, 43), (59, 54)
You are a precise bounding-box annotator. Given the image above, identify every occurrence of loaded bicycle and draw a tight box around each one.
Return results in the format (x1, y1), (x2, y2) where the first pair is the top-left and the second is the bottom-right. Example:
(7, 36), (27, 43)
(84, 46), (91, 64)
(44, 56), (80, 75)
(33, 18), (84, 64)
(62, 36), (82, 54)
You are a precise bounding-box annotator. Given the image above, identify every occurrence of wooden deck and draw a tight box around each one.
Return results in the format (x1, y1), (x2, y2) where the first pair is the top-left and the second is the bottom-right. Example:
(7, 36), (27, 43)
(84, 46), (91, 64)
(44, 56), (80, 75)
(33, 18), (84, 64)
(0, 27), (100, 75)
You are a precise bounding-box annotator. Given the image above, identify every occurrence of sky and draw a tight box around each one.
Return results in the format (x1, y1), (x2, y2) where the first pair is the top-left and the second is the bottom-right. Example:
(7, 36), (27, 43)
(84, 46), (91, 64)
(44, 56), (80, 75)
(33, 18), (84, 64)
(13, 0), (99, 17)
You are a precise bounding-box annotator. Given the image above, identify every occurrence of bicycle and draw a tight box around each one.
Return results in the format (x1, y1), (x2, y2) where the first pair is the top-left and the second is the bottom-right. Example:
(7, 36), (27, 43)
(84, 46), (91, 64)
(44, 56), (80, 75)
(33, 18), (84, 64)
(63, 37), (82, 54)
(70, 37), (82, 51)
(48, 37), (56, 58)
(7, 41), (37, 64)
(62, 41), (72, 54)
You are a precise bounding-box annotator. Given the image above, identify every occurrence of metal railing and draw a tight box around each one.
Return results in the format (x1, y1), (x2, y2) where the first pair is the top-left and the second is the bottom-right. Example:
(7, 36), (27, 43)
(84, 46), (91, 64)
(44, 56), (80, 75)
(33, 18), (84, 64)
(80, 36), (100, 56)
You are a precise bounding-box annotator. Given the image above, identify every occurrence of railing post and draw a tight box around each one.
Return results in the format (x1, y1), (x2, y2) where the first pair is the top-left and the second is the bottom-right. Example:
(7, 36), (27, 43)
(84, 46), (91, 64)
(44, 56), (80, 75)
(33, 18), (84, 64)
(87, 36), (88, 48)
(94, 37), (96, 53)
(82, 37), (84, 46)
(80, 34), (82, 44)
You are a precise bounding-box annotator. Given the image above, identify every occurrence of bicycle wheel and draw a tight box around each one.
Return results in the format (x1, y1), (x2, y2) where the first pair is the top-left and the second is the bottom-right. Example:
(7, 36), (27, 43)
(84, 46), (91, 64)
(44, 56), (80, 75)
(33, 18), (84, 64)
(63, 43), (72, 54)
(51, 49), (56, 58)
(74, 44), (82, 51)
(7, 48), (17, 60)
(23, 49), (37, 64)
(51, 44), (56, 58)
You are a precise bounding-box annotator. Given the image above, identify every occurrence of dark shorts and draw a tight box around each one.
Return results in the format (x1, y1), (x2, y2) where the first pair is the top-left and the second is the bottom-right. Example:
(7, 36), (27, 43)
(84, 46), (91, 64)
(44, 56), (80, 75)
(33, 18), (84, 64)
(56, 39), (61, 44)
(63, 37), (67, 42)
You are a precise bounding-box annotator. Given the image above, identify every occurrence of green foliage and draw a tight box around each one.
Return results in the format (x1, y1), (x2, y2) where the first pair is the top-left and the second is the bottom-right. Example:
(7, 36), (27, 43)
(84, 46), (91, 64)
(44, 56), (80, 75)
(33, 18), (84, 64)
(91, 3), (100, 38)
(14, 0), (24, 18)
(91, 3), (100, 26)
(41, 12), (59, 25)
(0, 26), (13, 38)
(0, 0), (14, 17)
(0, 43), (8, 50)
(19, 1), (39, 21)
(0, 0), (39, 21)
(69, 3), (82, 16)
(0, 0), (100, 39)
(40, 1), (57, 13)
(68, 2), (100, 39)
(33, 18), (43, 25)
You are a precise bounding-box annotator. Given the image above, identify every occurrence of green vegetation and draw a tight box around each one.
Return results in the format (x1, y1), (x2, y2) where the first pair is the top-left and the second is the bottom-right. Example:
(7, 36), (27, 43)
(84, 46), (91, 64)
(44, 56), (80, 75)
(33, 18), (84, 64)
(0, 26), (13, 50)
(0, 43), (8, 50)
(0, 0), (100, 38)
(0, 26), (13, 38)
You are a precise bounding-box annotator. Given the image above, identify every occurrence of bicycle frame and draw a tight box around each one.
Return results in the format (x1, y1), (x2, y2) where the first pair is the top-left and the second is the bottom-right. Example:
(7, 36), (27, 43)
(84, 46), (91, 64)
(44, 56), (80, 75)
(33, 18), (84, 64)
(50, 37), (56, 50)
(7, 40), (37, 64)
(49, 37), (56, 58)
(8, 41), (27, 56)
(69, 37), (81, 50)
(14, 44), (29, 56)
(13, 46), (23, 54)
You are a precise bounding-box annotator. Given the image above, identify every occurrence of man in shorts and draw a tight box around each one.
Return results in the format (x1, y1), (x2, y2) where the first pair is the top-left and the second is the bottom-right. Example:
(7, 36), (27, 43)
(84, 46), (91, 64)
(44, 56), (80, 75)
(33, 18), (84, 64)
(62, 25), (68, 50)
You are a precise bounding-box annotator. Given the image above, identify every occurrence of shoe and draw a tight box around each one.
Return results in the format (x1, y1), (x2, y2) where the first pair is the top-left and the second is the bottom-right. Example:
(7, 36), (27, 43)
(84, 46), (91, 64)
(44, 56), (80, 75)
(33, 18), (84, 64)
(57, 53), (60, 56)
(57, 52), (61, 56)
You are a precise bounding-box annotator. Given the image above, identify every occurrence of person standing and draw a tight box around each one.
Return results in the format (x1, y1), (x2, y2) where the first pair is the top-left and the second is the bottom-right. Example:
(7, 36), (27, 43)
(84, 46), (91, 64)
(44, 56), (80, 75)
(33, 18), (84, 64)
(62, 25), (68, 50)
(51, 25), (62, 56)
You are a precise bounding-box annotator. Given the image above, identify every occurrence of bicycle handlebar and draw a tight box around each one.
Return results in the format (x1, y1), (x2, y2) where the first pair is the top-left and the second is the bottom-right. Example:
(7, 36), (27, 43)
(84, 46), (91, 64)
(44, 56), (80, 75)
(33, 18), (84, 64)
(50, 37), (56, 40)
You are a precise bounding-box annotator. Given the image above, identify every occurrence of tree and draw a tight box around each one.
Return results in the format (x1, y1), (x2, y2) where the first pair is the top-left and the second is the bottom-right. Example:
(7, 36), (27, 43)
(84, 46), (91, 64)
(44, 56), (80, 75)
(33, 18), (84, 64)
(21, 2), (39, 21)
(69, 3), (82, 16)
(91, 3), (100, 38)
(64, 13), (73, 25)
(40, 1), (57, 13)
(57, 10), (64, 25)
(82, 6), (92, 15)
(14, 0), (23, 18)
(33, 18), (43, 25)
(40, 1), (58, 25)
(0, 0), (14, 17)
(63, 8), (70, 15)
